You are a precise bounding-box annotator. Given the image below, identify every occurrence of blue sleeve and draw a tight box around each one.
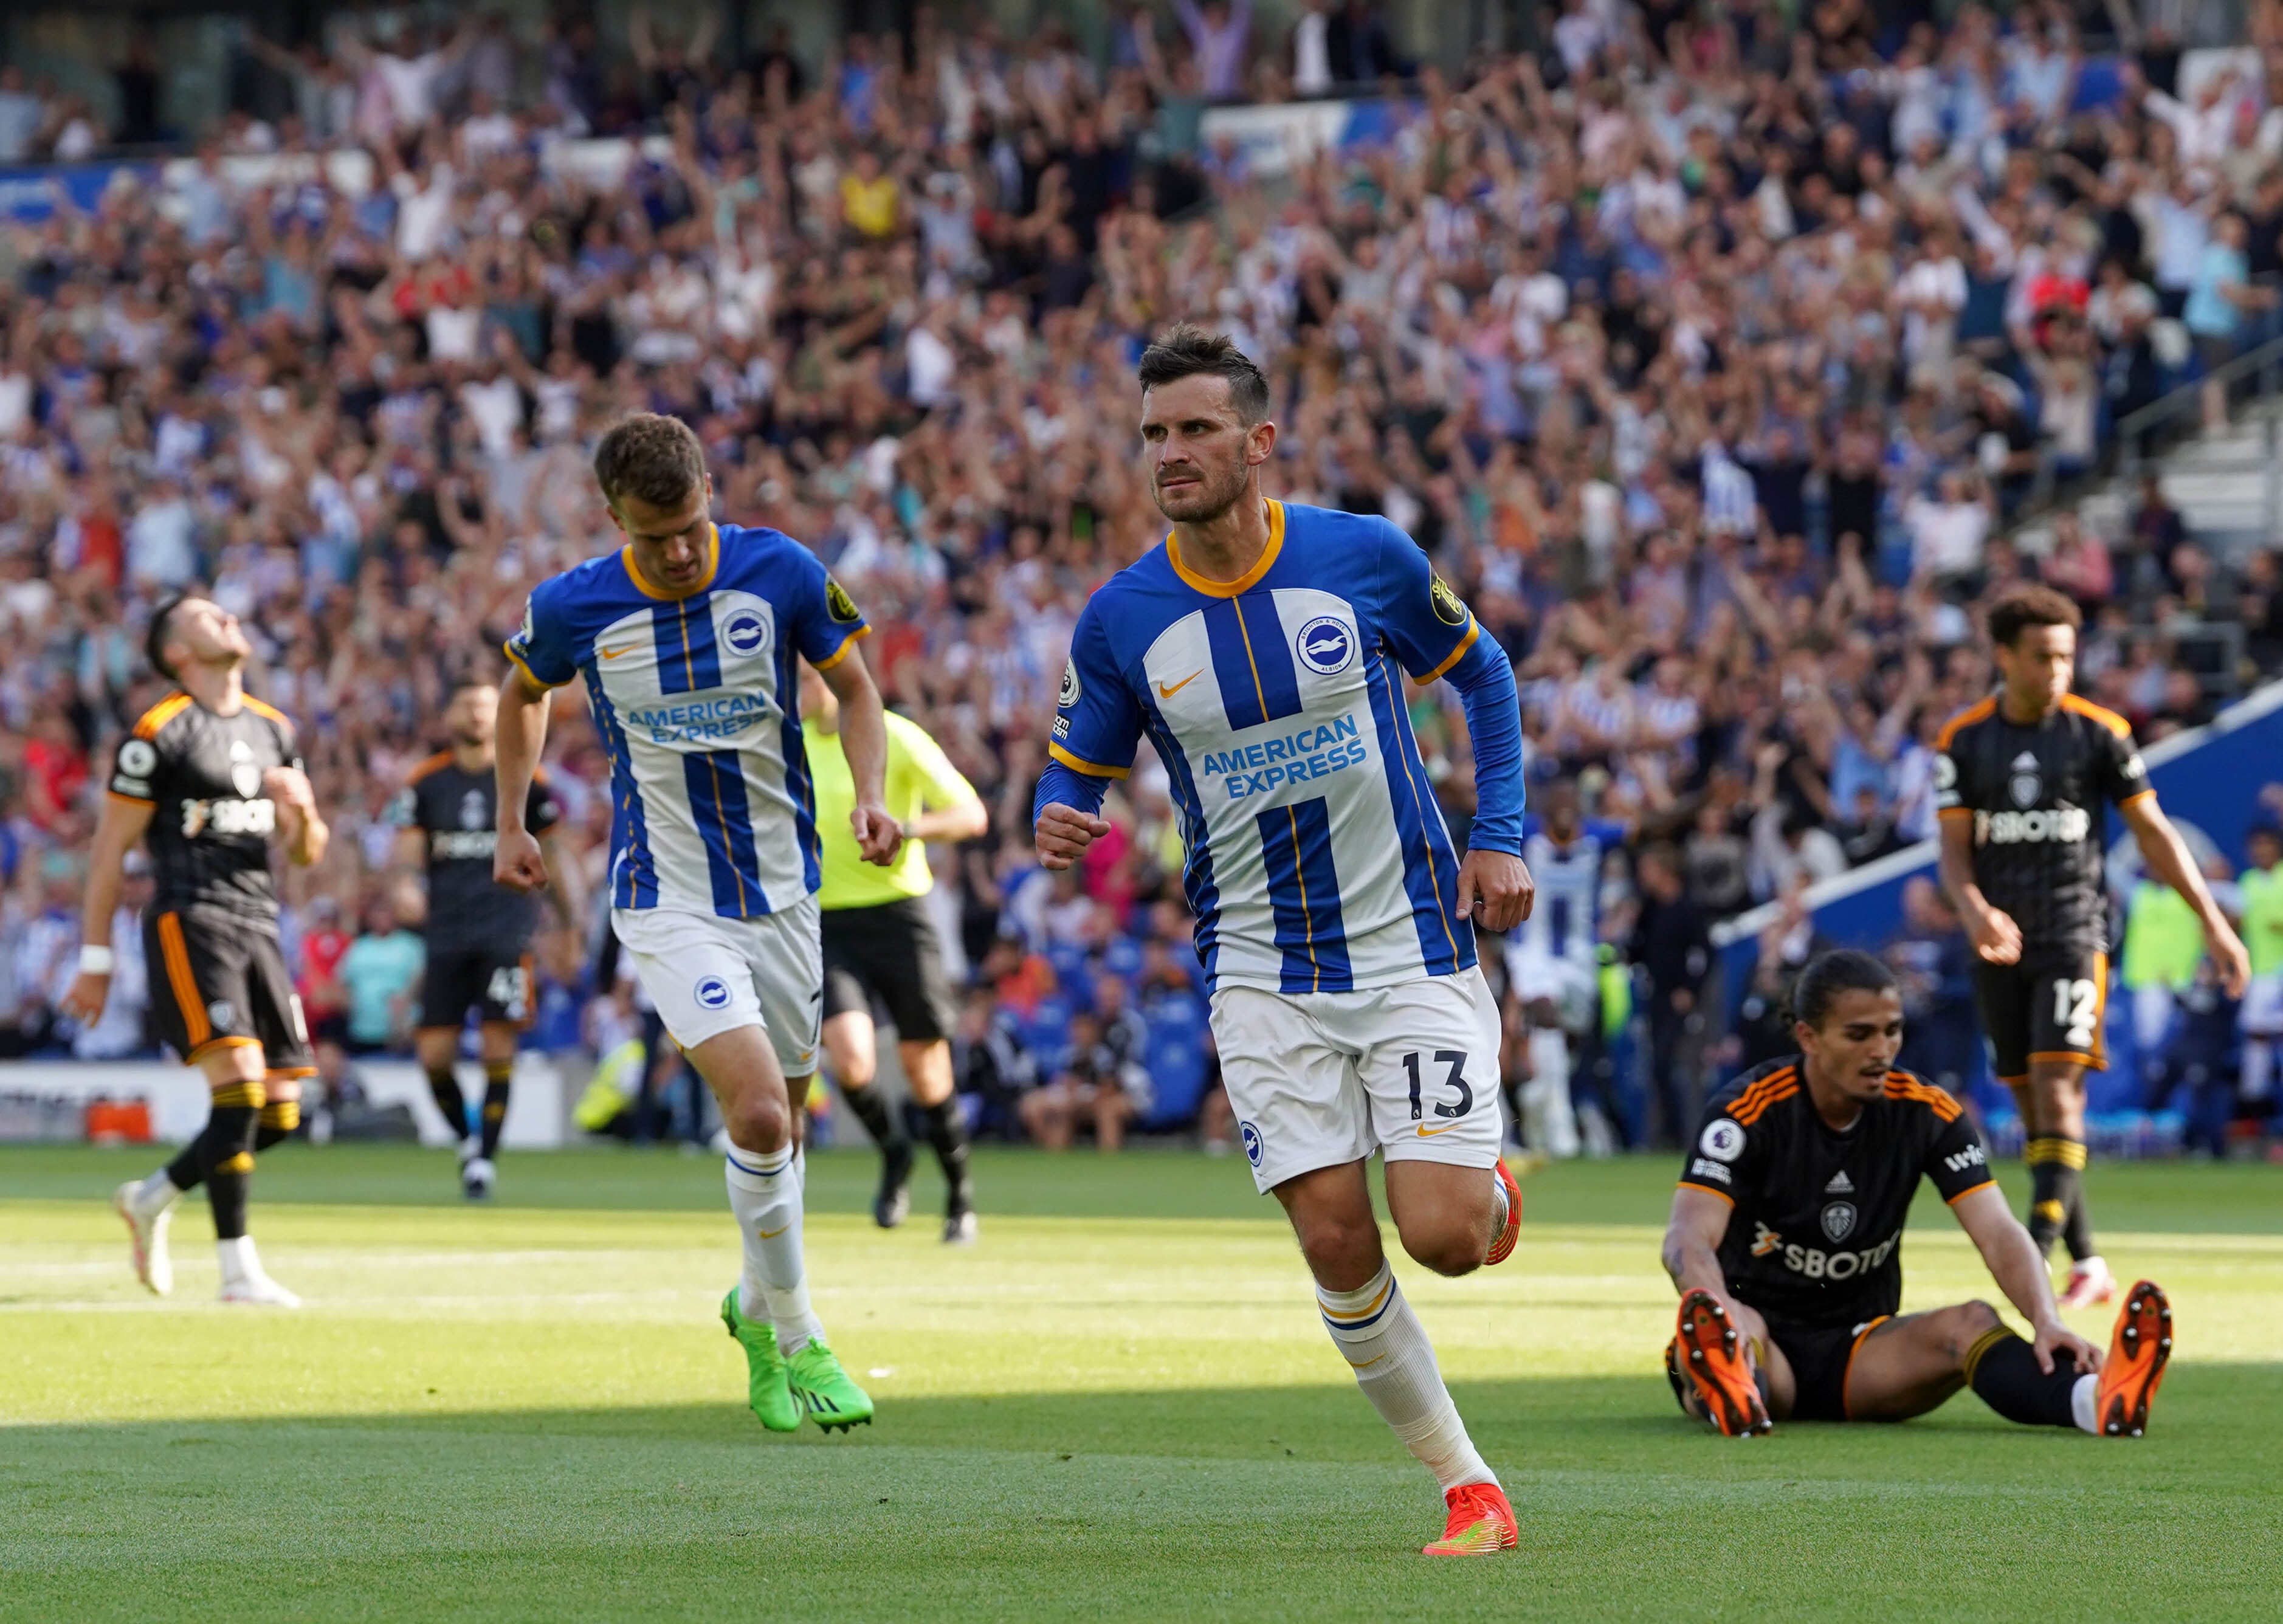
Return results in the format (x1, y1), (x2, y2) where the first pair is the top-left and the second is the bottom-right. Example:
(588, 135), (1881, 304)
(1371, 519), (1479, 682)
(1445, 633), (1526, 855)
(1048, 596), (1143, 780)
(504, 579), (576, 689)
(793, 551), (871, 670)
(1033, 760), (1112, 823)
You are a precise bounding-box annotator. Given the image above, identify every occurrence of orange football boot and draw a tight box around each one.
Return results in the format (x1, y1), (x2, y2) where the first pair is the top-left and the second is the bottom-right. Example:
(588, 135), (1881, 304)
(2094, 1280), (2172, 1438)
(1675, 1289), (1772, 1437)
(1483, 1160), (1524, 1266)
(1422, 1481), (1518, 1556)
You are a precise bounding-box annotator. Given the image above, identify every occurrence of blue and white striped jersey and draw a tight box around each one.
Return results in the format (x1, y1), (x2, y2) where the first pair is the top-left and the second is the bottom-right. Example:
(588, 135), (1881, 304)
(1513, 814), (1627, 966)
(505, 521), (868, 919)
(1048, 500), (1521, 996)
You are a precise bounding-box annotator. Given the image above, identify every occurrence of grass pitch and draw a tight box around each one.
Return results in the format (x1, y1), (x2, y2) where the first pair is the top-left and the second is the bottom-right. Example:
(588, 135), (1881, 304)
(2, 1144), (2280, 1622)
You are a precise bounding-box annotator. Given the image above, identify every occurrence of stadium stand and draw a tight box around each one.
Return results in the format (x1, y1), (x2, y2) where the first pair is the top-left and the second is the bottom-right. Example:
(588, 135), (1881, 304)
(2, 0), (2281, 1154)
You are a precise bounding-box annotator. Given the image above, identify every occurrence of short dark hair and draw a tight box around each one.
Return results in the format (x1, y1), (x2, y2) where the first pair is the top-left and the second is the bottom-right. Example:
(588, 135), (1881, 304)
(592, 413), (708, 510)
(1791, 948), (1898, 1030)
(1986, 584), (2082, 649)
(448, 671), (497, 700)
(145, 593), (191, 683)
(1137, 323), (1270, 425)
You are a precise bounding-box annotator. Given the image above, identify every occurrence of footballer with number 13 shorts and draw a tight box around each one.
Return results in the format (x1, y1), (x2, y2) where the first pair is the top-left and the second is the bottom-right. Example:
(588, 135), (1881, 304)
(1936, 587), (2247, 1308)
(1033, 327), (1537, 1558)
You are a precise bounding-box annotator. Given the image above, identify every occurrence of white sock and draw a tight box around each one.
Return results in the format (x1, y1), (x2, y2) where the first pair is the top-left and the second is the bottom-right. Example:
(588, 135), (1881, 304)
(1316, 1262), (1495, 1493)
(2071, 1371), (2100, 1434)
(724, 1143), (824, 1356)
(216, 1236), (259, 1285)
(1523, 1029), (1580, 1158)
(133, 1169), (182, 1217)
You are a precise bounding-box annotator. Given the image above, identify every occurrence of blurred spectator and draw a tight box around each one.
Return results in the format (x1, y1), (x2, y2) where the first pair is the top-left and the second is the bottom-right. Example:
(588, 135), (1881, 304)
(339, 896), (424, 1055)
(0, 2), (2280, 1140)
(1021, 1005), (1149, 1151)
(70, 854), (151, 1060)
(1629, 843), (1711, 1146)
(1888, 876), (1979, 1103)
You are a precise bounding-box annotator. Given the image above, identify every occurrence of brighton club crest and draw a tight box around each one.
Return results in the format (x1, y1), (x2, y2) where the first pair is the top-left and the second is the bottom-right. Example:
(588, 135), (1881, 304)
(2008, 751), (2042, 809)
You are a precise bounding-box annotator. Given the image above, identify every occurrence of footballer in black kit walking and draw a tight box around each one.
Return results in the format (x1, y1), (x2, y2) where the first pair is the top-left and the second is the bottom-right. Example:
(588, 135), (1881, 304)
(1662, 951), (2173, 1441)
(391, 676), (584, 1199)
(1936, 587), (2247, 1308)
(64, 595), (331, 1306)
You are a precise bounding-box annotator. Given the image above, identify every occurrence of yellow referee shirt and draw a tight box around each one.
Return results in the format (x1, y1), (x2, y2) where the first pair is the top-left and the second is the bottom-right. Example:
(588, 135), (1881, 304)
(807, 710), (978, 910)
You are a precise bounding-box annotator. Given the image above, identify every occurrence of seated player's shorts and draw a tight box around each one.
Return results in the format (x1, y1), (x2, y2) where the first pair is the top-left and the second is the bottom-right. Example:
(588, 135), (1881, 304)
(2242, 970), (2283, 1034)
(821, 895), (959, 1044)
(611, 896), (822, 1076)
(1766, 1314), (1893, 1422)
(1969, 940), (2109, 1080)
(1212, 966), (1504, 1194)
(421, 944), (535, 1028)
(1502, 942), (1600, 1031)
(145, 905), (314, 1077)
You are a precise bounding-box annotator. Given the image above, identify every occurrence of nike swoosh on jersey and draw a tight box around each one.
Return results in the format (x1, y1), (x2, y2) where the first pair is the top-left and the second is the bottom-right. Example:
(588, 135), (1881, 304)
(600, 644), (633, 660)
(1157, 671), (1203, 698)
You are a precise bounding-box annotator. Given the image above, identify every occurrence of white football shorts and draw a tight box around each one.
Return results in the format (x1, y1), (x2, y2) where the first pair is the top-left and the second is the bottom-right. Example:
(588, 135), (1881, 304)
(1212, 966), (1504, 1194)
(2243, 970), (2283, 1035)
(1503, 941), (1600, 1030)
(612, 896), (822, 1076)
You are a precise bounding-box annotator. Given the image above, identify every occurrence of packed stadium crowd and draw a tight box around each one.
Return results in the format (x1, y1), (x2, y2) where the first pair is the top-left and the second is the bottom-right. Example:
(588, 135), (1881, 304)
(4, 0), (2282, 1151)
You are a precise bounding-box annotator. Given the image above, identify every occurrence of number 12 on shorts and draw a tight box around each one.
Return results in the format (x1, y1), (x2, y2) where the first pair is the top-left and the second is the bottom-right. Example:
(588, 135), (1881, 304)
(2053, 977), (2097, 1050)
(1403, 1050), (1473, 1121)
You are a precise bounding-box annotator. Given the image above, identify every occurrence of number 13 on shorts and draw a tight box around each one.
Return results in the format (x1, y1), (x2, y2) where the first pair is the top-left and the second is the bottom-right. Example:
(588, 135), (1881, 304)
(1404, 1050), (1475, 1124)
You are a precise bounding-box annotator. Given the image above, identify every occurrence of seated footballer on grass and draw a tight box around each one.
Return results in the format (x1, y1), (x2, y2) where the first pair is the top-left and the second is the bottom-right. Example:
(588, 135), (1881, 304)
(1660, 949), (2172, 1439)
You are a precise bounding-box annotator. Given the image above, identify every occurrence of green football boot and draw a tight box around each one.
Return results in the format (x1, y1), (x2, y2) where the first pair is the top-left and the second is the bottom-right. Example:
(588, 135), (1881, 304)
(720, 1289), (801, 1433)
(788, 1336), (875, 1434)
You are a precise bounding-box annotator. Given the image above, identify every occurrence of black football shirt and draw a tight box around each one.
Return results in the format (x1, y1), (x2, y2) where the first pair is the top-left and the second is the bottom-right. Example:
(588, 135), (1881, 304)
(1677, 1056), (1996, 1331)
(387, 754), (560, 954)
(108, 692), (301, 921)
(1935, 693), (2151, 953)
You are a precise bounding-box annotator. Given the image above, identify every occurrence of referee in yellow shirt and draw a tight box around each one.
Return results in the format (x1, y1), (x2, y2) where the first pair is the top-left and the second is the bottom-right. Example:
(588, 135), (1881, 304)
(799, 662), (989, 1242)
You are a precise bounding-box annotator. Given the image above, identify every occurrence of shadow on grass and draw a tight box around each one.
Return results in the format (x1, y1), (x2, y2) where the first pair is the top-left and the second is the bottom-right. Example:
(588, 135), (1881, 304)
(6, 1369), (2282, 1623)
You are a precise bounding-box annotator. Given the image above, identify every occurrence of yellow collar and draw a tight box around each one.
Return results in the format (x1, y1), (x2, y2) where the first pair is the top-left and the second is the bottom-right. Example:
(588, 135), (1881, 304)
(622, 523), (720, 600)
(1166, 500), (1283, 597)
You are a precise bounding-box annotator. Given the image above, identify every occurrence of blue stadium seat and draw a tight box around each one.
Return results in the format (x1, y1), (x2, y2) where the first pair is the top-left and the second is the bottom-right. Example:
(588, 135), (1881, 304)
(1101, 935), (1145, 980)
(1016, 996), (1073, 1058)
(1140, 1027), (1210, 1129)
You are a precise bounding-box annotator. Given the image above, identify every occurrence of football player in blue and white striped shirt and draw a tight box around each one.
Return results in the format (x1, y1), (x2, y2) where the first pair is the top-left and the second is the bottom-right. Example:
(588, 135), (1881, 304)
(494, 413), (892, 1437)
(1031, 328), (1538, 1557)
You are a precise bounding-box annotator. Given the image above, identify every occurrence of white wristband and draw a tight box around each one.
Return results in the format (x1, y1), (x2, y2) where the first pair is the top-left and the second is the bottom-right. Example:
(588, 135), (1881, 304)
(78, 944), (115, 975)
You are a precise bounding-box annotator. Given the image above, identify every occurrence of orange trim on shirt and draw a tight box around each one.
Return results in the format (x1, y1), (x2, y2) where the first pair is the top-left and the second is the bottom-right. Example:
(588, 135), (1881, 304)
(501, 641), (567, 692)
(1165, 500), (1284, 597)
(1415, 619), (1481, 684)
(813, 624), (872, 672)
(133, 692), (194, 741)
(2059, 692), (2133, 738)
(619, 524), (721, 600)
(1047, 741), (1131, 780)
(1934, 697), (1996, 752)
